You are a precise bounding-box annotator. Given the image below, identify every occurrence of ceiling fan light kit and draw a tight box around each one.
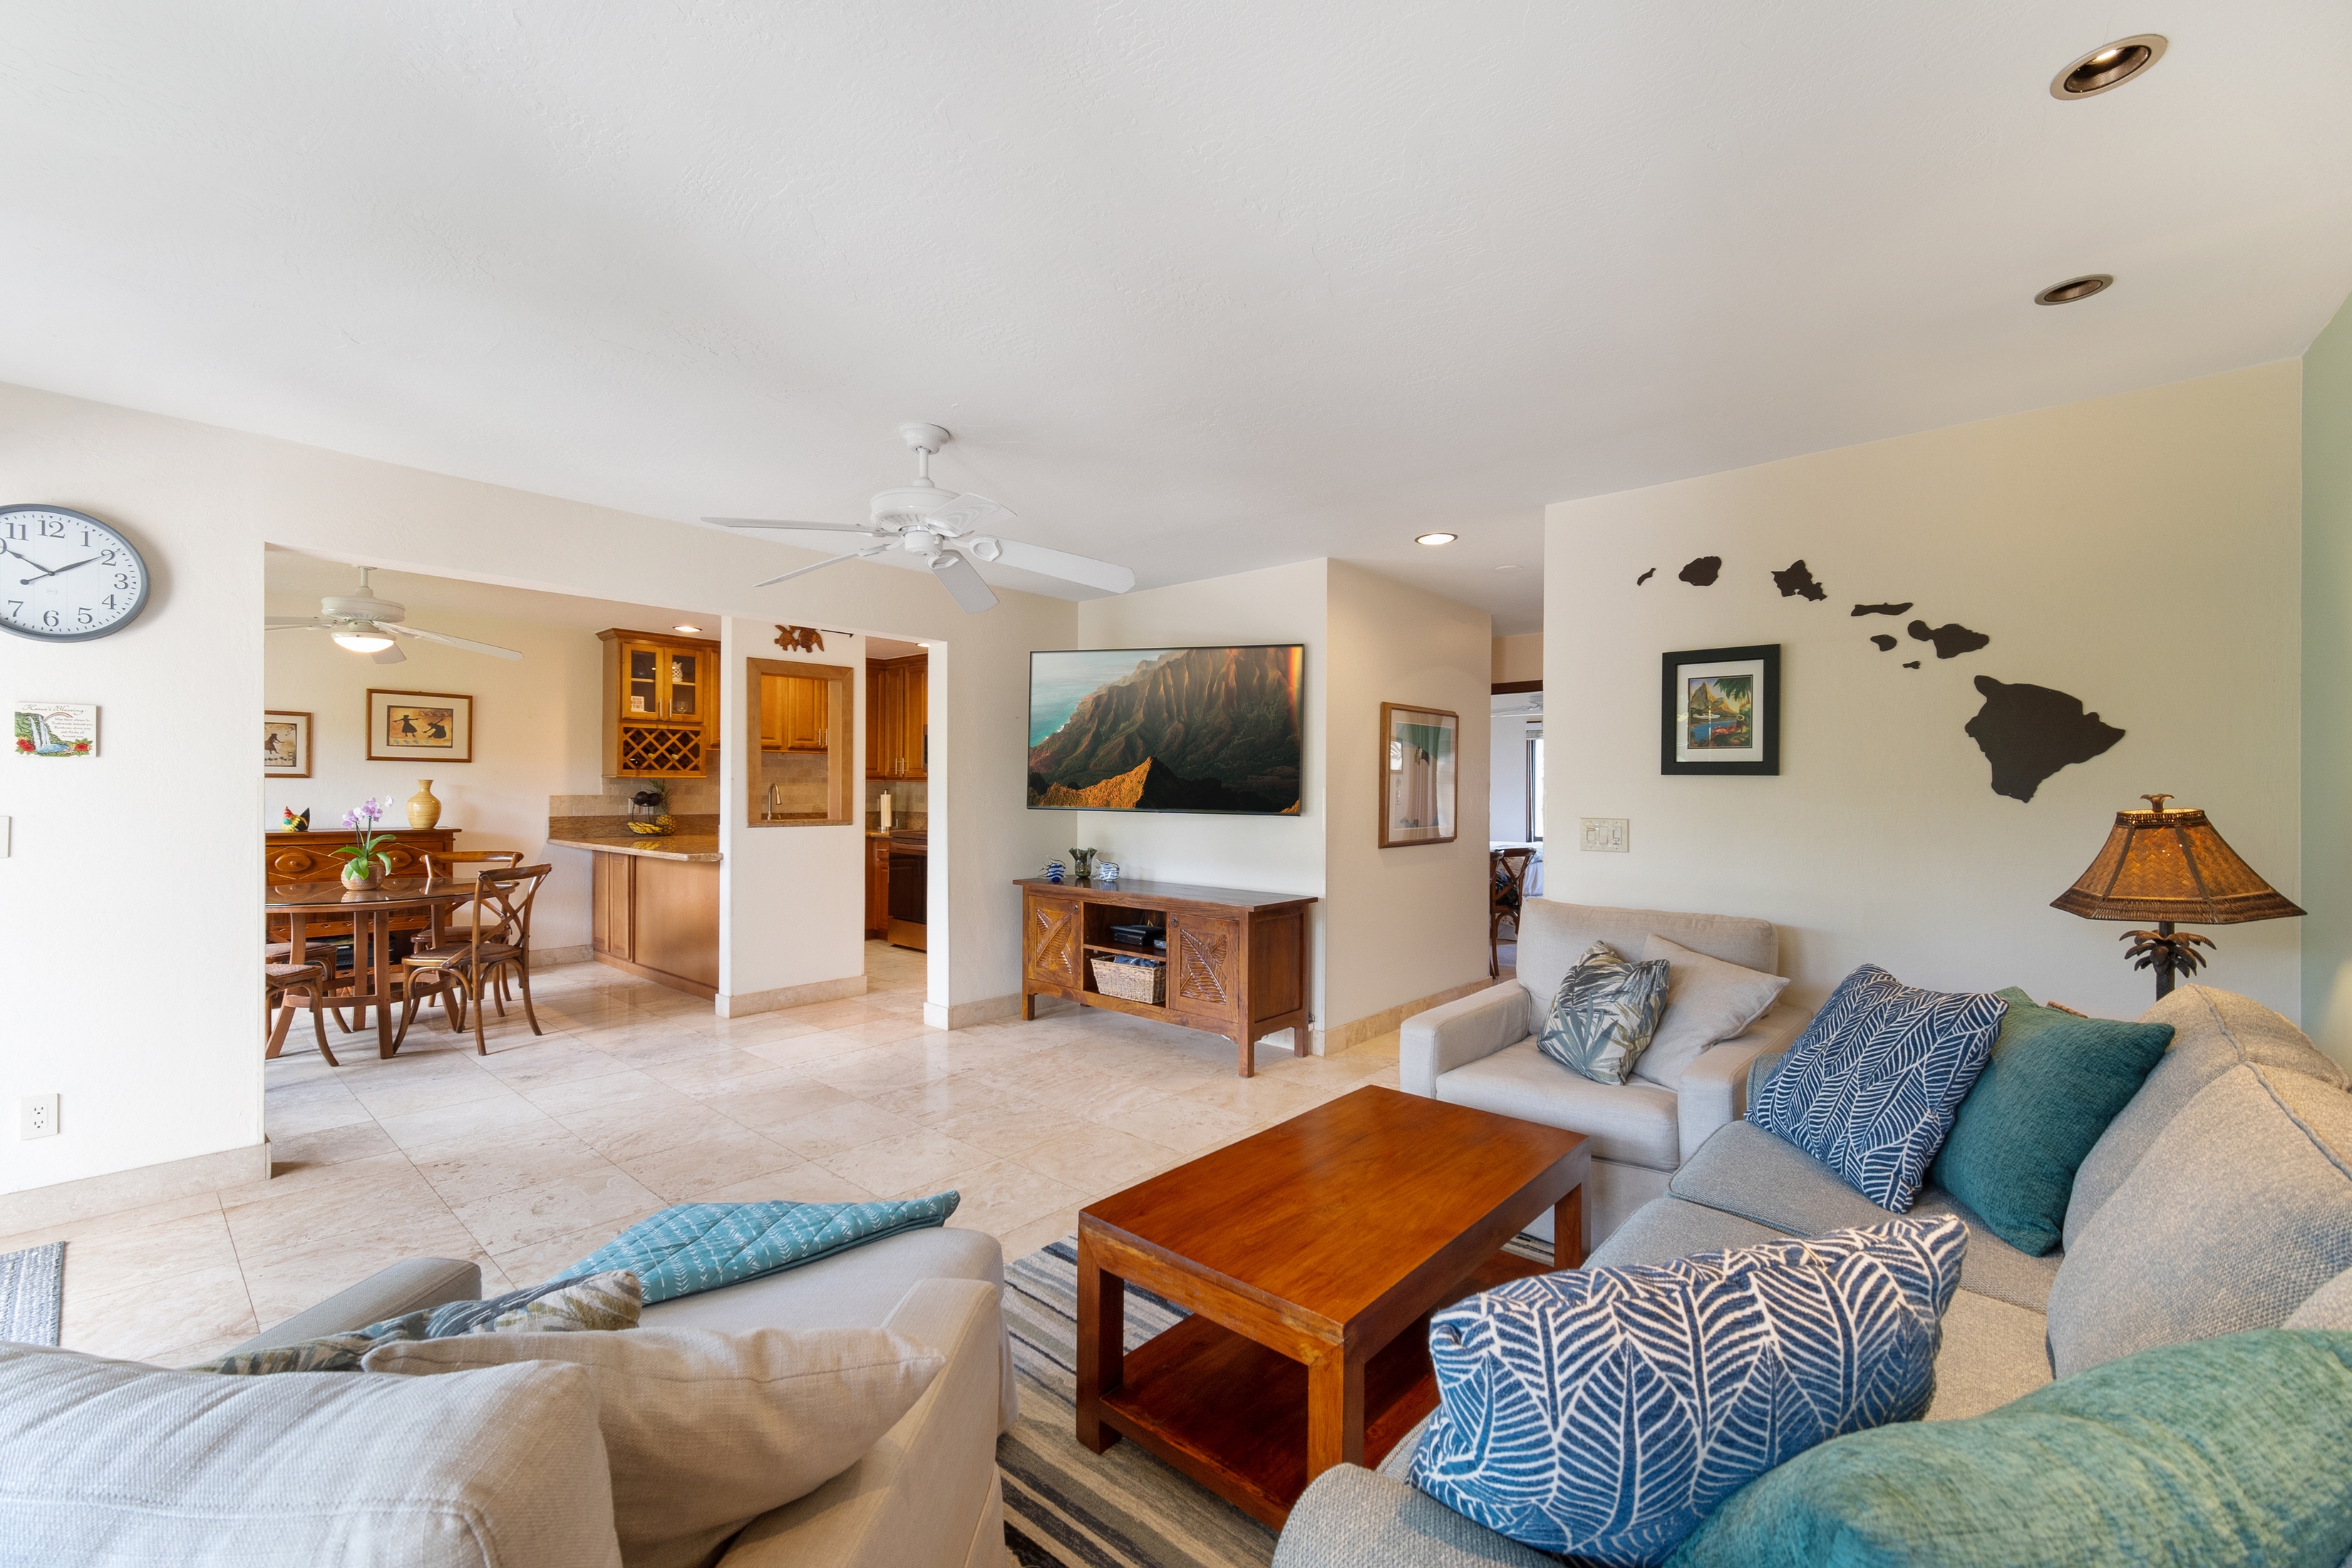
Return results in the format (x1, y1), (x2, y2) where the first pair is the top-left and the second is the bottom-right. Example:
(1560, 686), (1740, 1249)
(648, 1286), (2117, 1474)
(267, 566), (525, 663)
(707, 423), (1136, 614)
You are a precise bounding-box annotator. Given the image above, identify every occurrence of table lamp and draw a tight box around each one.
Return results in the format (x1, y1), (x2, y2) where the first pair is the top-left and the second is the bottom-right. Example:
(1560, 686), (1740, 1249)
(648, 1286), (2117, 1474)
(2051, 794), (2304, 999)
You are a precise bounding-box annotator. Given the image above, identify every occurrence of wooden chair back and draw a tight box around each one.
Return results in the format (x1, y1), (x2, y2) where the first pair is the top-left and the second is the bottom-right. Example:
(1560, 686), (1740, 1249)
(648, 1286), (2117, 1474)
(426, 850), (526, 934)
(1491, 847), (1535, 913)
(469, 864), (552, 955)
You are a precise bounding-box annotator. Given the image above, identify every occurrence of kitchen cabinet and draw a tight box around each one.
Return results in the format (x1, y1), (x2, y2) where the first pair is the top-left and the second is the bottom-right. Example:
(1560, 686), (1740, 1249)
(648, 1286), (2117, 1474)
(590, 850), (719, 998)
(599, 628), (720, 778)
(760, 671), (830, 752)
(867, 654), (928, 780)
(866, 832), (890, 939)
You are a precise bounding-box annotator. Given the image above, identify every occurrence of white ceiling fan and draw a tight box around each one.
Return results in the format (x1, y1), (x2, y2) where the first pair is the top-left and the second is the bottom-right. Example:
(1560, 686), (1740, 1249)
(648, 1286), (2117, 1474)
(706, 423), (1135, 614)
(265, 567), (522, 663)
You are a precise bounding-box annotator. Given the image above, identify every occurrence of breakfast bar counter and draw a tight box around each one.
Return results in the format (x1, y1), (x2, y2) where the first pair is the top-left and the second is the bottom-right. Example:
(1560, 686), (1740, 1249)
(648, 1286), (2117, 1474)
(546, 832), (721, 863)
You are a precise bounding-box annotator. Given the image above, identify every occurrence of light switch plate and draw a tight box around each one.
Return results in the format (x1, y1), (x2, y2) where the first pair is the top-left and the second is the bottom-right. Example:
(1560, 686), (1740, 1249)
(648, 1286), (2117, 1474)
(1580, 817), (1629, 853)
(20, 1093), (58, 1140)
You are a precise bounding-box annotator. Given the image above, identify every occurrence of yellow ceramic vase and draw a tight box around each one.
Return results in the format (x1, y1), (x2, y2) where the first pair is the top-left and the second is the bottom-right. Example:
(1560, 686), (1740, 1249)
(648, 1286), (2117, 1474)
(407, 780), (442, 829)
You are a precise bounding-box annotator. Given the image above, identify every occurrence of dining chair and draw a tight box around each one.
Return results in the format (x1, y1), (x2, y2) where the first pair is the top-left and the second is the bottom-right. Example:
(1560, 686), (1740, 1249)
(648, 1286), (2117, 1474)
(265, 961), (338, 1066)
(1490, 847), (1536, 978)
(397, 863), (551, 1054)
(422, 850), (527, 1007)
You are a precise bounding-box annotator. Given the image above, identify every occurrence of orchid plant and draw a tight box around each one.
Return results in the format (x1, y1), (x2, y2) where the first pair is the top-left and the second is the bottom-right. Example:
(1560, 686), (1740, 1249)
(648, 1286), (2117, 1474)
(332, 797), (398, 880)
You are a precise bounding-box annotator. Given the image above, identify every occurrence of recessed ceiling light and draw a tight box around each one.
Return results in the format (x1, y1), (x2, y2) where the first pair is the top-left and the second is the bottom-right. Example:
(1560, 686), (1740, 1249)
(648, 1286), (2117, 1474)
(1495, 564), (1522, 572)
(2035, 274), (2114, 306)
(1415, 532), (1459, 546)
(2051, 35), (2166, 99)
(671, 624), (703, 634)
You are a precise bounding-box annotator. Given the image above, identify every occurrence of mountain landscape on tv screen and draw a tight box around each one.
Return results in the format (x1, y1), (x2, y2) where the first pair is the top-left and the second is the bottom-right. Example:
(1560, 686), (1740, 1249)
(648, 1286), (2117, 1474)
(1028, 646), (1301, 814)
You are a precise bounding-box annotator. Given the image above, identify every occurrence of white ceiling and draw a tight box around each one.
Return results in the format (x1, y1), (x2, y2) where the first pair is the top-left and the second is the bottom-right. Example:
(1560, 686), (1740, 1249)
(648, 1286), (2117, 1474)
(264, 547), (710, 635)
(8, 4), (2351, 634)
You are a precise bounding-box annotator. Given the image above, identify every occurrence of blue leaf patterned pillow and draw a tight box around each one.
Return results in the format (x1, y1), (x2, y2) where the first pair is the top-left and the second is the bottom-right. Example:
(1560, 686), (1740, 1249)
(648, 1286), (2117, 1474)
(1410, 1216), (1967, 1566)
(1745, 964), (2006, 1211)
(1537, 942), (1671, 1085)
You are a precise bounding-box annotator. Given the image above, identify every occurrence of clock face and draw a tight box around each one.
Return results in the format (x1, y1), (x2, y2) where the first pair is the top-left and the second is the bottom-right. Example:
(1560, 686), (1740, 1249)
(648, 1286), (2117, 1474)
(0, 506), (151, 642)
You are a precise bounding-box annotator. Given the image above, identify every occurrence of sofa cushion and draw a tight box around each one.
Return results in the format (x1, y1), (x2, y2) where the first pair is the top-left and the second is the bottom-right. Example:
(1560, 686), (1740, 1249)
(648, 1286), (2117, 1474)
(1437, 1039), (1681, 1170)
(1668, 1329), (2352, 1568)
(1517, 901), (1778, 1038)
(1634, 934), (1790, 1090)
(1413, 1217), (1966, 1565)
(0, 1343), (622, 1567)
(562, 1194), (960, 1304)
(192, 1271), (644, 1374)
(1672, 1120), (2060, 1311)
(2286, 1266), (2352, 1330)
(1748, 964), (2006, 1211)
(1582, 1195), (1792, 1270)
(636, 1222), (1003, 1333)
(366, 1326), (942, 1568)
(2064, 985), (2348, 1251)
(1535, 942), (1670, 1085)
(2047, 1061), (2352, 1378)
(1927, 998), (2173, 1257)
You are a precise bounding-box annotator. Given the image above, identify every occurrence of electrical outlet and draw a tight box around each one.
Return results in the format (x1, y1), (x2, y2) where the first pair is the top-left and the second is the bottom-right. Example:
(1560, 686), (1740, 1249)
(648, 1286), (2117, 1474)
(20, 1093), (58, 1140)
(1579, 817), (1629, 853)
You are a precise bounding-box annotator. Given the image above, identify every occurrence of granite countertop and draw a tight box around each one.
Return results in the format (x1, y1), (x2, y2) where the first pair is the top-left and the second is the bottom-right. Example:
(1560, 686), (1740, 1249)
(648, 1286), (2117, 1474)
(546, 833), (722, 864)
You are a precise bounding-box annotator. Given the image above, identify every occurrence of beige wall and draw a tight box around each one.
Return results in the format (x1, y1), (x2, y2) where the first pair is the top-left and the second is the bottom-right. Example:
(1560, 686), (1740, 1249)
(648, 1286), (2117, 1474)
(262, 593), (611, 956)
(1544, 361), (2303, 1021)
(2304, 293), (2352, 1069)
(1492, 632), (1542, 684)
(0, 381), (1076, 1199)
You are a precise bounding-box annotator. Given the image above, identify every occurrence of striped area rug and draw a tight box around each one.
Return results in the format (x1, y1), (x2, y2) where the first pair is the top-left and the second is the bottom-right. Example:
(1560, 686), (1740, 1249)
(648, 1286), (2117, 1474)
(998, 1232), (1554, 1568)
(0, 1241), (65, 1346)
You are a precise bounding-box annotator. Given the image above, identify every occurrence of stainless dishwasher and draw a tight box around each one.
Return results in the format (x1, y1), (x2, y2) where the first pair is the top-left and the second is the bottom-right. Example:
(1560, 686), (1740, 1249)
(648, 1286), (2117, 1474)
(887, 831), (927, 951)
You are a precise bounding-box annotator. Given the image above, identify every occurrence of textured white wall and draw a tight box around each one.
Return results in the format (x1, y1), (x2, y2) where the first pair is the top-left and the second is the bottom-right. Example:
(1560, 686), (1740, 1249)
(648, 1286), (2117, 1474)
(1544, 362), (2303, 1021)
(0, 381), (1076, 1198)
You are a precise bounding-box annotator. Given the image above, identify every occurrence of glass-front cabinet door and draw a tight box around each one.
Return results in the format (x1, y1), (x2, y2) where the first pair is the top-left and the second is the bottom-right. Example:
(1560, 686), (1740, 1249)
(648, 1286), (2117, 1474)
(624, 643), (664, 718)
(666, 651), (700, 718)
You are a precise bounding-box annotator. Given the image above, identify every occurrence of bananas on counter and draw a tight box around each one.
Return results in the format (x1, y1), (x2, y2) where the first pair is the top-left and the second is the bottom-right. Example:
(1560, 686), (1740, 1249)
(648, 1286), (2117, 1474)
(626, 814), (678, 837)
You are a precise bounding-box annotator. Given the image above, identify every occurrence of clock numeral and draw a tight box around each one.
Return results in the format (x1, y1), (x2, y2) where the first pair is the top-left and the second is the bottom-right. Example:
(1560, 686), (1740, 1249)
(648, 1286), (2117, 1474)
(38, 519), (63, 538)
(41, 610), (59, 627)
(113, 574), (133, 589)
(99, 549), (117, 564)
(5, 601), (19, 617)
(102, 594), (118, 610)
(76, 607), (93, 625)
(1, 522), (23, 541)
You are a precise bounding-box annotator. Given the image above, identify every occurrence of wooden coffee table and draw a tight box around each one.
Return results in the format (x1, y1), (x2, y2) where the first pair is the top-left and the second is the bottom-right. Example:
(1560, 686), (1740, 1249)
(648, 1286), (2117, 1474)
(1075, 1085), (1589, 1527)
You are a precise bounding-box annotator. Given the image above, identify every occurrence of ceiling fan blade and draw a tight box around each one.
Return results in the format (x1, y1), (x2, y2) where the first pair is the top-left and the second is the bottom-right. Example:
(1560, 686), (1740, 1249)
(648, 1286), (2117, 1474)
(917, 492), (1012, 537)
(753, 545), (892, 590)
(706, 517), (892, 540)
(265, 617), (329, 629)
(371, 643), (408, 665)
(932, 551), (999, 614)
(969, 537), (1135, 594)
(386, 623), (525, 661)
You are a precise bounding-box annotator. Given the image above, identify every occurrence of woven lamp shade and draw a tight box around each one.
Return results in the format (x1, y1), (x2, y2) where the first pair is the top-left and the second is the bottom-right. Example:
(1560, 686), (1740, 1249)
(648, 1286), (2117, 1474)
(2051, 805), (2305, 925)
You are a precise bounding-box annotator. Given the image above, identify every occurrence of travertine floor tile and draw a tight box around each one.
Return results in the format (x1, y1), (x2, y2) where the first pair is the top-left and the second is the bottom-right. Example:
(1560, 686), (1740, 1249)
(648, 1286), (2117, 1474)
(1104, 1095), (1259, 1155)
(1016, 1124), (1185, 1192)
(765, 1099), (924, 1160)
(816, 1130), (994, 1197)
(63, 1264), (256, 1362)
(608, 1125), (798, 1202)
(904, 1160), (1084, 1239)
(452, 1167), (667, 1256)
(373, 1089), (559, 1152)
(408, 1125), (617, 1207)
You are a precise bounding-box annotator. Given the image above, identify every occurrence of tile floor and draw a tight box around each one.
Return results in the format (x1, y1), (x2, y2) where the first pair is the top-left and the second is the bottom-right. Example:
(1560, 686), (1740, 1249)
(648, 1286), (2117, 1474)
(8, 942), (1401, 1366)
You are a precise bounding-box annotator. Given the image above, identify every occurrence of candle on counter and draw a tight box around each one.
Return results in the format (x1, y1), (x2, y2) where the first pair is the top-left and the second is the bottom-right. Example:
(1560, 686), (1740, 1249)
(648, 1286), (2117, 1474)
(878, 790), (893, 830)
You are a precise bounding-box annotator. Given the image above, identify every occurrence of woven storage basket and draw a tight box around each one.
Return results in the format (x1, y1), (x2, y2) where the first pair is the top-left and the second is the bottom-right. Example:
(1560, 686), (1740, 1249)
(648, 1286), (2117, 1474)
(1090, 954), (1166, 1006)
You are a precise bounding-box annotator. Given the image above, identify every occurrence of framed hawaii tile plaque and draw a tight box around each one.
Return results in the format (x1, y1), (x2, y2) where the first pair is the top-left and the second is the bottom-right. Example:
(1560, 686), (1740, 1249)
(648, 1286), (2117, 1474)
(13, 699), (96, 758)
(1662, 644), (1780, 775)
(366, 688), (473, 763)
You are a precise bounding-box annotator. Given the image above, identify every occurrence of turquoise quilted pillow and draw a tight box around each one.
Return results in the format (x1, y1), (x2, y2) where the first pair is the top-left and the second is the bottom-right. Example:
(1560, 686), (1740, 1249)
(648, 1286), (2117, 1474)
(1411, 1215), (1966, 1566)
(1927, 991), (2172, 1256)
(1668, 1329), (2352, 1567)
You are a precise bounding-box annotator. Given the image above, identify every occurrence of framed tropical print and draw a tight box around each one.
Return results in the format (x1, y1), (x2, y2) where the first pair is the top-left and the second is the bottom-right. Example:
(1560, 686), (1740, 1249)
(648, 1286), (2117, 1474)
(1380, 702), (1459, 846)
(366, 688), (473, 763)
(263, 710), (312, 778)
(1662, 645), (1779, 775)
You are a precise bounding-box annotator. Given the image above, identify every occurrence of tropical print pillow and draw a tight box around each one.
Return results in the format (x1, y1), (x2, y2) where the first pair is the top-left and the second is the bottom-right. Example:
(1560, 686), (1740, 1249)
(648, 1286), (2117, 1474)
(1537, 942), (1671, 1085)
(1747, 964), (2007, 1210)
(187, 1269), (641, 1375)
(1411, 1216), (1967, 1565)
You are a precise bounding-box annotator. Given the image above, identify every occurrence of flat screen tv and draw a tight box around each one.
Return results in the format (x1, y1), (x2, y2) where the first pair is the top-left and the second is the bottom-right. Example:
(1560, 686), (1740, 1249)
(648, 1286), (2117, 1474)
(1028, 645), (1304, 814)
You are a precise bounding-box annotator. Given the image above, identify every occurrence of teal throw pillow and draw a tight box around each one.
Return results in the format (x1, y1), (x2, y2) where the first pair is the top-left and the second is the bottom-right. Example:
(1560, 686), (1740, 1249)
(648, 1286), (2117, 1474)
(1537, 941), (1669, 1085)
(1927, 989), (2172, 1255)
(1667, 1328), (2352, 1568)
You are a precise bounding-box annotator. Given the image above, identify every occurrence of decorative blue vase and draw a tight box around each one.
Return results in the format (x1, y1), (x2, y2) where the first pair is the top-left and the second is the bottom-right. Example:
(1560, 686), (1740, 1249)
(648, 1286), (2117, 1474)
(1042, 860), (1067, 884)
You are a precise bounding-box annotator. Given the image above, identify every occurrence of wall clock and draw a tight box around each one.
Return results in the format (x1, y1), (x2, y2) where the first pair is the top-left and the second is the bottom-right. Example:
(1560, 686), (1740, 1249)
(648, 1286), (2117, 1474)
(0, 505), (151, 642)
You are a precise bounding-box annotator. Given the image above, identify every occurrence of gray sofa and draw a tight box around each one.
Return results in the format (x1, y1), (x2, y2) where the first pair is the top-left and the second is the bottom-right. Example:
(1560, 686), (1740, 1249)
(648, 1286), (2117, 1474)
(1279, 983), (2352, 1567)
(1403, 899), (1813, 1249)
(38, 1227), (1017, 1568)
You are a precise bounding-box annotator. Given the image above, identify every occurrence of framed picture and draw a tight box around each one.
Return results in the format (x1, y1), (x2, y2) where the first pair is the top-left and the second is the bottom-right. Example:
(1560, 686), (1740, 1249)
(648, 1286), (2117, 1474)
(1662, 644), (1780, 775)
(263, 710), (312, 778)
(12, 700), (96, 758)
(366, 688), (473, 763)
(1380, 702), (1459, 847)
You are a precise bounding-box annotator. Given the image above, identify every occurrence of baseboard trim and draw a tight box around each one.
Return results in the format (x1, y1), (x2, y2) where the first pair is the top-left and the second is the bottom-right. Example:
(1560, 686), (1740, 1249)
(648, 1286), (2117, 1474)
(532, 945), (592, 970)
(717, 974), (867, 1018)
(0, 1140), (271, 1234)
(926, 994), (1023, 1031)
(1313, 976), (1498, 1056)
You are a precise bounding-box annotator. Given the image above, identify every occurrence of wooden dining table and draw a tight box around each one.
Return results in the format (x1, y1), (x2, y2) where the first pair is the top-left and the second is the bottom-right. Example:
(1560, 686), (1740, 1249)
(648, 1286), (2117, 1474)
(264, 876), (480, 1060)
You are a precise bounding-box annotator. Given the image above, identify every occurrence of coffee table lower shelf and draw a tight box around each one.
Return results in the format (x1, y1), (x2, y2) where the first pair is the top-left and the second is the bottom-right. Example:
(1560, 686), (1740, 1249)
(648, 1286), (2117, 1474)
(1094, 1249), (1545, 1528)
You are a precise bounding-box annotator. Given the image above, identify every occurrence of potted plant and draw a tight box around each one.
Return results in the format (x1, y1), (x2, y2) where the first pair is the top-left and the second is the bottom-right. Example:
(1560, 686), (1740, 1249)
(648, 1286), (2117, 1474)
(334, 798), (398, 890)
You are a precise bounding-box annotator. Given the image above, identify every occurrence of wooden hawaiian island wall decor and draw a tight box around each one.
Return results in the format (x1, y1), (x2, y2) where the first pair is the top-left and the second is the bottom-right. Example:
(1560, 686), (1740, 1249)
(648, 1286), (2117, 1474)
(1636, 552), (2124, 801)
